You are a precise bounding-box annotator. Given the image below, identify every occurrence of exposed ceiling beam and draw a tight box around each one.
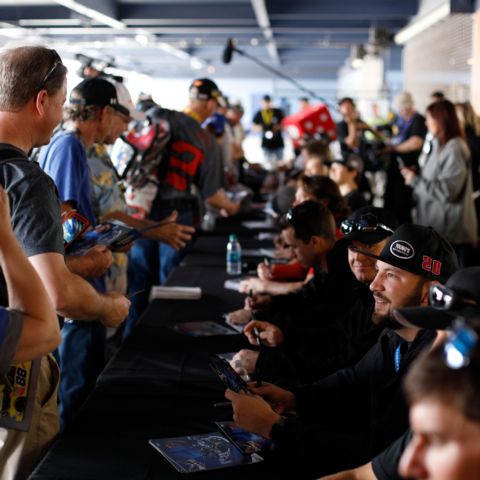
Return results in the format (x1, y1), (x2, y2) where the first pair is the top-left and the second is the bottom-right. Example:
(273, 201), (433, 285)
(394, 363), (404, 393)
(53, 0), (127, 29)
(250, 0), (280, 65)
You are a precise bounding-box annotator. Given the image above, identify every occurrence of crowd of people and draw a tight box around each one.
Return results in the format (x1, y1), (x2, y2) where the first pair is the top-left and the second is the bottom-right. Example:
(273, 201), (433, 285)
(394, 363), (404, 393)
(0, 44), (479, 480)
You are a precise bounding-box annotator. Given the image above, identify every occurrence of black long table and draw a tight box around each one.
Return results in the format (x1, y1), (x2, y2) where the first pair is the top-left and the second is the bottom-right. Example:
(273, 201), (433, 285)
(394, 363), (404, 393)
(29, 230), (292, 479)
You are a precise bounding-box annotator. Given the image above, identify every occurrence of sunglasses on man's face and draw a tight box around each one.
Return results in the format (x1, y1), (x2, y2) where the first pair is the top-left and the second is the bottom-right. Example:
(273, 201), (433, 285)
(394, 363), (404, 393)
(340, 215), (394, 236)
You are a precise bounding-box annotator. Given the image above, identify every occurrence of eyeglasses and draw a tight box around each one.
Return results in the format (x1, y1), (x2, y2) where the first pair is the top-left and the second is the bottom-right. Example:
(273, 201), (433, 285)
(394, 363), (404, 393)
(429, 284), (478, 311)
(62, 210), (90, 246)
(444, 321), (478, 369)
(340, 214), (394, 236)
(36, 49), (62, 96)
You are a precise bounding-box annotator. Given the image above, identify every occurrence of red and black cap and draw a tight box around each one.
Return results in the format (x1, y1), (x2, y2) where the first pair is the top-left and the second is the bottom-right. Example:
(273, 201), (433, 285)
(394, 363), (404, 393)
(69, 77), (130, 117)
(394, 267), (480, 330)
(350, 224), (458, 283)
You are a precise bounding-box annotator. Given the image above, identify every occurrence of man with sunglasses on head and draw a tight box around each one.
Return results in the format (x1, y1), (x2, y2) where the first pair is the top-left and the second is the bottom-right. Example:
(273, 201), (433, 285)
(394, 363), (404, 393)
(0, 47), (130, 480)
(230, 206), (398, 384)
(320, 266), (480, 480)
(38, 77), (133, 431)
(226, 224), (458, 478)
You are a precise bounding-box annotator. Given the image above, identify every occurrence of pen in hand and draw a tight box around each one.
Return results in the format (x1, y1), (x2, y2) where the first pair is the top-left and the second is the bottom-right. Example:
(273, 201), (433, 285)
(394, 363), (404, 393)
(126, 289), (145, 299)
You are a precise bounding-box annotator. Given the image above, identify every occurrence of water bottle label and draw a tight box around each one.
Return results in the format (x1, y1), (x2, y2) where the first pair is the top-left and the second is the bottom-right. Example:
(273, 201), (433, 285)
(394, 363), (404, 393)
(227, 251), (241, 262)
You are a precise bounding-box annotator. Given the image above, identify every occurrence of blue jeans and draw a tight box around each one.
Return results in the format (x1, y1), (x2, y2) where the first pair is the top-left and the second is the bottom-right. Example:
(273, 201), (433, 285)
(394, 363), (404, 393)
(123, 208), (194, 339)
(57, 320), (106, 431)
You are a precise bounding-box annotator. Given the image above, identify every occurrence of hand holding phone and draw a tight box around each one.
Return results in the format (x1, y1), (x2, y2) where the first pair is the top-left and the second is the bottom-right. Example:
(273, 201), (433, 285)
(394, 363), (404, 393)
(209, 355), (251, 394)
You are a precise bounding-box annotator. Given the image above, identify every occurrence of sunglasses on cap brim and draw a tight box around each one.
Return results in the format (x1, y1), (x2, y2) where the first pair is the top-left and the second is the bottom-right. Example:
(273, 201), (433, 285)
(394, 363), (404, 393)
(340, 217), (394, 236)
(429, 284), (478, 311)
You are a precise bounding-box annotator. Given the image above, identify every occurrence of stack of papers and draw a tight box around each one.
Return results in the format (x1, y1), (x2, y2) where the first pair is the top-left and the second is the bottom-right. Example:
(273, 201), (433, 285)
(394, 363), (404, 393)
(149, 286), (202, 301)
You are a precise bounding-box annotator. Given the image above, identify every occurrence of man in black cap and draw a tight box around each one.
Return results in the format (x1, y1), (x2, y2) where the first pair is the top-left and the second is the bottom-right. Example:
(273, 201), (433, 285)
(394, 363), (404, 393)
(226, 224), (458, 477)
(320, 266), (480, 480)
(229, 206), (398, 383)
(39, 77), (133, 430)
(253, 94), (285, 165)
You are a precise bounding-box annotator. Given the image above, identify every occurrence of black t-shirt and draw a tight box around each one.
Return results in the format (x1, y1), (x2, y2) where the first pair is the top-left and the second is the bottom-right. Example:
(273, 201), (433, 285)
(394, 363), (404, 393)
(372, 429), (413, 480)
(345, 189), (368, 212)
(253, 108), (285, 150)
(336, 120), (349, 144)
(0, 144), (64, 305)
(150, 108), (226, 201)
(397, 112), (427, 168)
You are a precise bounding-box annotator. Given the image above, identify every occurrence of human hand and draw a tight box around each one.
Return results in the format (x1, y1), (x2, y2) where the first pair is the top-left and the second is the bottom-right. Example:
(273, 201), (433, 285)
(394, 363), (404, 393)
(244, 293), (271, 310)
(400, 167), (416, 185)
(239, 277), (270, 295)
(225, 309), (251, 325)
(230, 349), (259, 375)
(244, 320), (284, 347)
(225, 389), (280, 439)
(257, 262), (272, 280)
(66, 245), (113, 279)
(220, 201), (242, 217)
(100, 291), (130, 328)
(145, 211), (195, 250)
(247, 381), (297, 413)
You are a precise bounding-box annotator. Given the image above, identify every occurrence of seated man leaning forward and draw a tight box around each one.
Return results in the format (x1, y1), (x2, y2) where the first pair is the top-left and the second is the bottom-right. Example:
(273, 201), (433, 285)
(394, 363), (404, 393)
(231, 206), (398, 383)
(226, 224), (458, 478)
(320, 266), (480, 480)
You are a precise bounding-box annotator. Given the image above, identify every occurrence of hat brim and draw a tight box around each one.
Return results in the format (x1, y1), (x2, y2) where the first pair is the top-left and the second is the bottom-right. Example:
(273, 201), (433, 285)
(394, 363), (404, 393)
(111, 104), (131, 118)
(393, 306), (455, 330)
(348, 245), (442, 281)
(394, 304), (480, 330)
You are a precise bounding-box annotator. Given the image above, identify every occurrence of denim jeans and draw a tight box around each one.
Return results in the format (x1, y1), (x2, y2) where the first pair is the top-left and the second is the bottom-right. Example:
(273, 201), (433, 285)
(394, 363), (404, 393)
(123, 207), (194, 340)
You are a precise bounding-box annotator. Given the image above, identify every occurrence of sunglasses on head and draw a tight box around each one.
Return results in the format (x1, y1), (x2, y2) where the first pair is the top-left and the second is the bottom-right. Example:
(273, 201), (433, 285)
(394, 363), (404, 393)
(36, 49), (62, 97)
(429, 284), (478, 311)
(444, 321), (478, 369)
(340, 214), (394, 236)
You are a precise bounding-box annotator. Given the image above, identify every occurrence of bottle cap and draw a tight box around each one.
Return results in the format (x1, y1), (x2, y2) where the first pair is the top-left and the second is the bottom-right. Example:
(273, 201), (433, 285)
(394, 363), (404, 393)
(229, 234), (237, 242)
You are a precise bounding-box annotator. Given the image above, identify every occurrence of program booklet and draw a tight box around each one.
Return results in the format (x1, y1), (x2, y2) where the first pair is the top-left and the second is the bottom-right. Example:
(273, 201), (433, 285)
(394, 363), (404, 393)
(67, 220), (169, 255)
(66, 222), (141, 255)
(215, 421), (274, 456)
(149, 432), (263, 473)
(171, 321), (239, 337)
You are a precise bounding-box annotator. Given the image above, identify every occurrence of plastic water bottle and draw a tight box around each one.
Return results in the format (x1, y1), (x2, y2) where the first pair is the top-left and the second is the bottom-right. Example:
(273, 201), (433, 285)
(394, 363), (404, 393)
(226, 234), (242, 275)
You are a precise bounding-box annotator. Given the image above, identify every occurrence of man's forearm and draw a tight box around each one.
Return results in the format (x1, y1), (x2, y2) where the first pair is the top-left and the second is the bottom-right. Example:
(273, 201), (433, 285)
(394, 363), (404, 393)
(206, 190), (239, 215)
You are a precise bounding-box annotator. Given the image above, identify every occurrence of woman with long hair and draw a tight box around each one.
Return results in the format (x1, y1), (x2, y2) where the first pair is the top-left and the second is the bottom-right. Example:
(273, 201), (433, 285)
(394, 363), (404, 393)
(400, 99), (477, 265)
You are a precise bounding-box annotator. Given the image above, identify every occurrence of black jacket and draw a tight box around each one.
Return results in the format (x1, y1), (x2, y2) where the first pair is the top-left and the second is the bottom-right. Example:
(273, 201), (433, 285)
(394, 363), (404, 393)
(269, 328), (436, 478)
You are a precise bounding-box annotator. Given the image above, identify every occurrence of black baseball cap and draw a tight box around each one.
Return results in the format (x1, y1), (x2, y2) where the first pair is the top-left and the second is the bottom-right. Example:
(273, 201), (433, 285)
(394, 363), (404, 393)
(339, 206), (398, 245)
(394, 267), (480, 330)
(189, 78), (221, 101)
(350, 224), (458, 283)
(327, 152), (364, 175)
(69, 77), (130, 117)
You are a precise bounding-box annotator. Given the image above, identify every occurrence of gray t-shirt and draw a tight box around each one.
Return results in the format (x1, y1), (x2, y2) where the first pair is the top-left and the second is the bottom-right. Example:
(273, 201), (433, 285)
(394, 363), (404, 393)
(0, 143), (64, 304)
(0, 308), (23, 379)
